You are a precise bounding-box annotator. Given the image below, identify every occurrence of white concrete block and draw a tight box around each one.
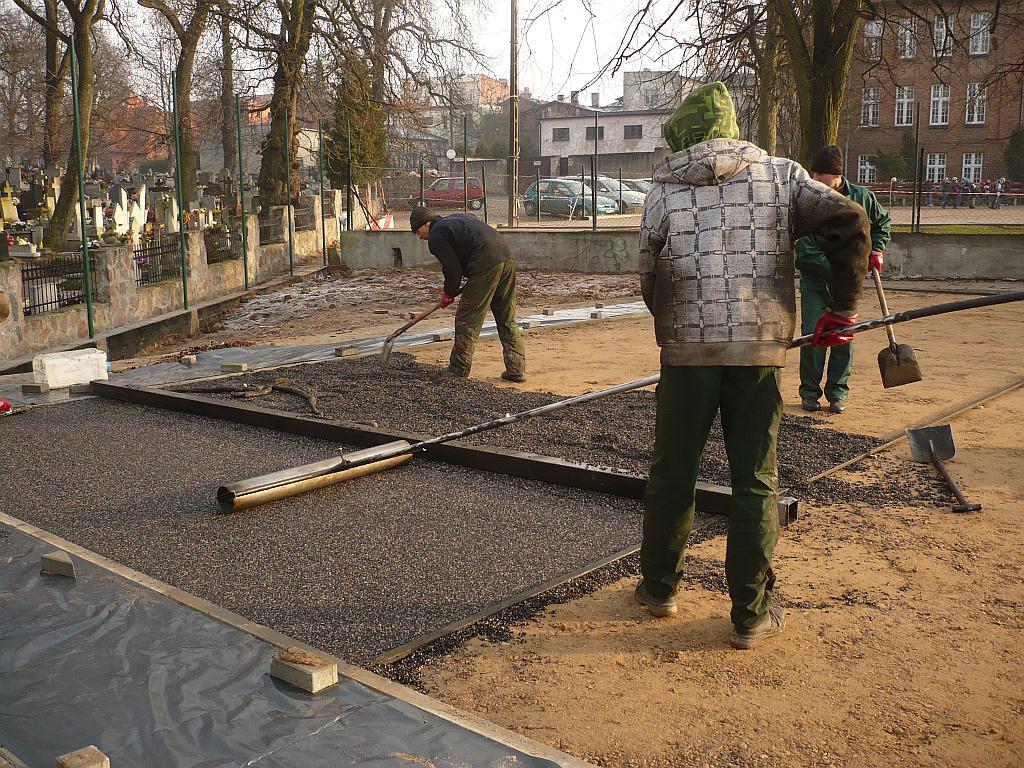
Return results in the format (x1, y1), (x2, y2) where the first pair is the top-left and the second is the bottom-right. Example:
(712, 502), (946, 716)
(541, 308), (555, 316)
(432, 331), (454, 342)
(41, 550), (76, 578)
(334, 346), (360, 357)
(32, 349), (108, 389)
(372, 309), (389, 315)
(221, 363), (248, 373)
(590, 311), (604, 319)
(56, 746), (109, 768)
(520, 320), (538, 329)
(22, 382), (49, 395)
(179, 355), (197, 366)
(595, 302), (606, 308)
(271, 650), (338, 693)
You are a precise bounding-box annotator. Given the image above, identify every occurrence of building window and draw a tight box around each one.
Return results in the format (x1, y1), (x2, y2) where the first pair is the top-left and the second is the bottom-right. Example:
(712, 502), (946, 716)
(858, 155), (877, 184)
(643, 88), (659, 108)
(895, 86), (915, 127)
(926, 152), (946, 183)
(623, 124), (643, 140)
(970, 12), (991, 55)
(962, 153), (984, 182)
(966, 83), (987, 124)
(861, 87), (880, 127)
(864, 20), (882, 59)
(933, 14), (952, 57)
(585, 126), (605, 141)
(897, 18), (917, 58)
(930, 84), (950, 126)
(552, 127), (569, 142)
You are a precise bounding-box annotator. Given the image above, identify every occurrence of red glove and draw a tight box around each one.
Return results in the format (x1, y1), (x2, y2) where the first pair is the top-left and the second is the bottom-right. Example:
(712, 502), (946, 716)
(812, 311), (857, 347)
(0, 397), (10, 414)
(439, 291), (454, 308)
(869, 251), (884, 272)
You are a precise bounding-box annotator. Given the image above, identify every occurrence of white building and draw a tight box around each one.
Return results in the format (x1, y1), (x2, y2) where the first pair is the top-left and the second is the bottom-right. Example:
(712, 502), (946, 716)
(538, 108), (674, 177)
(623, 70), (697, 111)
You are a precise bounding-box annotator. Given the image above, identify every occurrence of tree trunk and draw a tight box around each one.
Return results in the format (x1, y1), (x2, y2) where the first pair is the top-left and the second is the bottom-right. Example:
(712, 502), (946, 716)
(257, 0), (317, 205)
(174, 56), (198, 204)
(42, 0), (63, 167)
(45, 24), (92, 251)
(755, 2), (780, 153)
(220, 0), (237, 178)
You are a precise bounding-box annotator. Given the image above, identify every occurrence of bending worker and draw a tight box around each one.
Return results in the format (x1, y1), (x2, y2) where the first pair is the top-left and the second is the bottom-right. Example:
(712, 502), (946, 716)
(410, 207), (527, 382)
(636, 82), (869, 649)
(797, 146), (891, 414)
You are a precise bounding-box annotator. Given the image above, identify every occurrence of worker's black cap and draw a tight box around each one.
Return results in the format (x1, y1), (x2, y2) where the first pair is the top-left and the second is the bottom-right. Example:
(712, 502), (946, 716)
(810, 145), (844, 176)
(410, 206), (438, 232)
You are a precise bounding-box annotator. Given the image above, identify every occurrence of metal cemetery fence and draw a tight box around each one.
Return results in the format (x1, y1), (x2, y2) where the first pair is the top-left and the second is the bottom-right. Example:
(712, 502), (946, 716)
(259, 214), (285, 244)
(133, 238), (183, 287)
(21, 253), (99, 316)
(293, 205), (316, 232)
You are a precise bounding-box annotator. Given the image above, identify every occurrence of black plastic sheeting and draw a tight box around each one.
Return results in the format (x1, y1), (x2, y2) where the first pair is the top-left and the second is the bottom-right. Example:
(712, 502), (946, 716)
(0, 527), (564, 767)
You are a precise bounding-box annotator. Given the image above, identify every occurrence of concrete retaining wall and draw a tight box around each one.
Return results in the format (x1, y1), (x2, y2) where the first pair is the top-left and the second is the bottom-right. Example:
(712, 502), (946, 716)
(1, 196), (344, 362)
(340, 228), (1024, 280)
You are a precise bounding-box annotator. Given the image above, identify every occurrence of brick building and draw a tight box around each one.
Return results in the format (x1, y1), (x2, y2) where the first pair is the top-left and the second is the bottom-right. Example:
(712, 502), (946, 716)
(843, 1), (1024, 185)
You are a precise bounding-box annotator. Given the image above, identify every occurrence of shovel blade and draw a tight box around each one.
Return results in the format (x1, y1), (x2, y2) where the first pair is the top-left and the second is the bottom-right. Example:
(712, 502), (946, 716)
(877, 343), (923, 388)
(906, 424), (956, 463)
(380, 338), (396, 368)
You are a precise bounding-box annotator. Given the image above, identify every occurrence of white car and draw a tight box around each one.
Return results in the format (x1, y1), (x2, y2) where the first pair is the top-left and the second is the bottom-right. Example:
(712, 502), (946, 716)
(590, 176), (647, 212)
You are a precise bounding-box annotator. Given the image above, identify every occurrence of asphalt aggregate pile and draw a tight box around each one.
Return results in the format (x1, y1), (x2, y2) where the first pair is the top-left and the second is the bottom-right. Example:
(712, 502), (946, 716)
(177, 354), (947, 506)
(0, 399), (645, 664)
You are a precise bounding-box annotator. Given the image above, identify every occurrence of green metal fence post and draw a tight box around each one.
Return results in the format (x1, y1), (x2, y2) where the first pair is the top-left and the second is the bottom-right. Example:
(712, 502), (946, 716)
(618, 167), (623, 213)
(481, 162), (488, 223)
(68, 39), (94, 338)
(236, 94), (250, 291)
(170, 71), (189, 310)
(591, 157), (597, 231)
(463, 115), (469, 212)
(346, 119), (353, 231)
(535, 168), (540, 222)
(284, 105), (294, 276)
(418, 160), (424, 206)
(318, 118), (327, 266)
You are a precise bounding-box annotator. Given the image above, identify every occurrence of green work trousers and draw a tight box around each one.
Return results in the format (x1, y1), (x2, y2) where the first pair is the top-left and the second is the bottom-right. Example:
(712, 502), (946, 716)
(450, 259), (526, 377)
(640, 365), (782, 630)
(799, 278), (853, 404)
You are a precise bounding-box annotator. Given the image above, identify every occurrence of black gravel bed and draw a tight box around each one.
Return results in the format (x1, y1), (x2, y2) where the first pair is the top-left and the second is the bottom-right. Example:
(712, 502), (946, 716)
(173, 353), (948, 507)
(1, 398), (646, 664)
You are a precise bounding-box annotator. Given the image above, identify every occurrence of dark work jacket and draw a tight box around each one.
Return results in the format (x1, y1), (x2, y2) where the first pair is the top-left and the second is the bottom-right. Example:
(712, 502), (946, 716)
(427, 213), (512, 296)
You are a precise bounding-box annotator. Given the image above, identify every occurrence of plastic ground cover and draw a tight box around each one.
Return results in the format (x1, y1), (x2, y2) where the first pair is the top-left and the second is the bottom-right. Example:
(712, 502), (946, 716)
(0, 526), (566, 767)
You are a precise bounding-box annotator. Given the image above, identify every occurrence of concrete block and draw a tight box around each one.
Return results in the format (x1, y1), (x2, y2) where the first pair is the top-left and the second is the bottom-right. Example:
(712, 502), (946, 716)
(22, 382), (50, 394)
(372, 309), (389, 315)
(56, 746), (109, 768)
(590, 311), (604, 319)
(33, 348), (107, 388)
(41, 550), (76, 578)
(520, 320), (538, 329)
(0, 747), (29, 768)
(431, 331), (454, 342)
(271, 647), (338, 693)
(405, 312), (417, 319)
(595, 302), (606, 308)
(179, 354), (197, 366)
(221, 362), (248, 373)
(541, 308), (555, 316)
(334, 346), (360, 357)
(69, 383), (92, 395)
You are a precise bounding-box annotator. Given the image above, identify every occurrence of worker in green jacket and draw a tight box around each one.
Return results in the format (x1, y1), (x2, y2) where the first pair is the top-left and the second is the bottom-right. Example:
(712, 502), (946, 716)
(796, 146), (891, 414)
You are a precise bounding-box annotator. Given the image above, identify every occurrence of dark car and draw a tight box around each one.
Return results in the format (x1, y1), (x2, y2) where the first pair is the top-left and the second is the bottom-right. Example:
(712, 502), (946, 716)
(522, 178), (618, 218)
(410, 177), (485, 209)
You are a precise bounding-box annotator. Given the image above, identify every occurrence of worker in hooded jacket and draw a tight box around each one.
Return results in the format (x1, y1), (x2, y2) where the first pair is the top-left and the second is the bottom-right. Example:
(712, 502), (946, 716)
(635, 82), (870, 649)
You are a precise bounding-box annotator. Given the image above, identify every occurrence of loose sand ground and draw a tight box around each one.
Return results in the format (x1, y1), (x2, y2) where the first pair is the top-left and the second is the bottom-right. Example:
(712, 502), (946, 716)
(406, 291), (1024, 767)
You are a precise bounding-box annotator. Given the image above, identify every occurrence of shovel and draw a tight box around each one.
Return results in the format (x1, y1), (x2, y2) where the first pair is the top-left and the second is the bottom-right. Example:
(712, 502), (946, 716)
(380, 300), (445, 368)
(906, 424), (982, 513)
(871, 268), (923, 388)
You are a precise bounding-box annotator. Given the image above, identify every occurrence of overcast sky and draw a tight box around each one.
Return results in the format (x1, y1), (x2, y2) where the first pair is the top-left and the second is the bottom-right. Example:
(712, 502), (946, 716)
(471, 0), (689, 104)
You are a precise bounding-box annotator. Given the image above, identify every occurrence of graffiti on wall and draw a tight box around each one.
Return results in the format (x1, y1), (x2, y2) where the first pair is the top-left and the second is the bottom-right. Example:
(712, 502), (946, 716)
(569, 236), (636, 273)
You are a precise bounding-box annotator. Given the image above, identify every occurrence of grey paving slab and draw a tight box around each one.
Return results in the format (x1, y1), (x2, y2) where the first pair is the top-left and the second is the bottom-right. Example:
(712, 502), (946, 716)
(0, 526), (574, 767)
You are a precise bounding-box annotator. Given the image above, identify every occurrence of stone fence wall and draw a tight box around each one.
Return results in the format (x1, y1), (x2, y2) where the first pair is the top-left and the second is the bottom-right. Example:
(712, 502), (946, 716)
(1, 192), (345, 363)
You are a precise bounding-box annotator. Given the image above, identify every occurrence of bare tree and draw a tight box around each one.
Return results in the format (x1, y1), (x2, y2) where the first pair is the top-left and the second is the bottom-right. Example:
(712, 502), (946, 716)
(219, 0), (236, 176)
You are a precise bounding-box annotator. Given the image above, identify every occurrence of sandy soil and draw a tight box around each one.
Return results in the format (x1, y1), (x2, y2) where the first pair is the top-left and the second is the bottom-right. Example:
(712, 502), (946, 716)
(406, 290), (1024, 767)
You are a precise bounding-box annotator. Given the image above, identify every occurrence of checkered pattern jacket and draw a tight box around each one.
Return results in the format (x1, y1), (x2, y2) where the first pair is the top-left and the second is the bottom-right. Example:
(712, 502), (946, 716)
(640, 140), (869, 367)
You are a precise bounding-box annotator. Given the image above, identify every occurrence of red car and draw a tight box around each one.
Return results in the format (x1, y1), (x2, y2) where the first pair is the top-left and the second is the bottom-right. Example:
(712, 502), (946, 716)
(410, 176), (485, 210)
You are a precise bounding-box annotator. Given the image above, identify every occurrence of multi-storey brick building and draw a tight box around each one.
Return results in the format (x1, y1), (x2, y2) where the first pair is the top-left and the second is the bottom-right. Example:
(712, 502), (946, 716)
(843, 1), (1024, 184)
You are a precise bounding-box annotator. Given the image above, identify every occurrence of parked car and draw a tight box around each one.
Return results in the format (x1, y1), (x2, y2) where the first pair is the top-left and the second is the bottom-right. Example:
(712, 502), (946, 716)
(409, 176), (485, 210)
(522, 179), (618, 218)
(558, 176), (646, 212)
(621, 178), (653, 194)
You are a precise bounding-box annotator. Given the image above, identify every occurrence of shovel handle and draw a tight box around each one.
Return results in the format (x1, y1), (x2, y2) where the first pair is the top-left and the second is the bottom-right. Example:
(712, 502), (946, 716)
(384, 301), (445, 345)
(870, 269), (899, 348)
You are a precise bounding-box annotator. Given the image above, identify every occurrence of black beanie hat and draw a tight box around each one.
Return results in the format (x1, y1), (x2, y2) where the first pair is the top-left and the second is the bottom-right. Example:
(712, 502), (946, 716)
(410, 206), (438, 232)
(810, 145), (844, 175)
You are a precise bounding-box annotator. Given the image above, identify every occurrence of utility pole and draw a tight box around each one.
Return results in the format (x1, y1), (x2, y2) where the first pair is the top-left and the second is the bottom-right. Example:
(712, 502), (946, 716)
(507, 0), (519, 227)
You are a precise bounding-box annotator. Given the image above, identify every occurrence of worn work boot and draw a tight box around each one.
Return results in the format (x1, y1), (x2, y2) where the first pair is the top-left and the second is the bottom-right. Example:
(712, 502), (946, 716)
(828, 399), (846, 414)
(443, 366), (469, 379)
(634, 582), (677, 618)
(801, 398), (821, 412)
(501, 371), (527, 383)
(730, 604), (786, 650)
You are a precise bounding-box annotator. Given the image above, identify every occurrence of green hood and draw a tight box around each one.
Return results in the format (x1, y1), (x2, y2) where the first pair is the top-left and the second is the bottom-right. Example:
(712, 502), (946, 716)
(663, 81), (739, 152)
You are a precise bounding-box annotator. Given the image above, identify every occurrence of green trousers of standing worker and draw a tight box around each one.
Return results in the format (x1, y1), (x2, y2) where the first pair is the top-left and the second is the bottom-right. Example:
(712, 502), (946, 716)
(450, 258), (526, 377)
(799, 277), (853, 404)
(640, 365), (781, 630)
